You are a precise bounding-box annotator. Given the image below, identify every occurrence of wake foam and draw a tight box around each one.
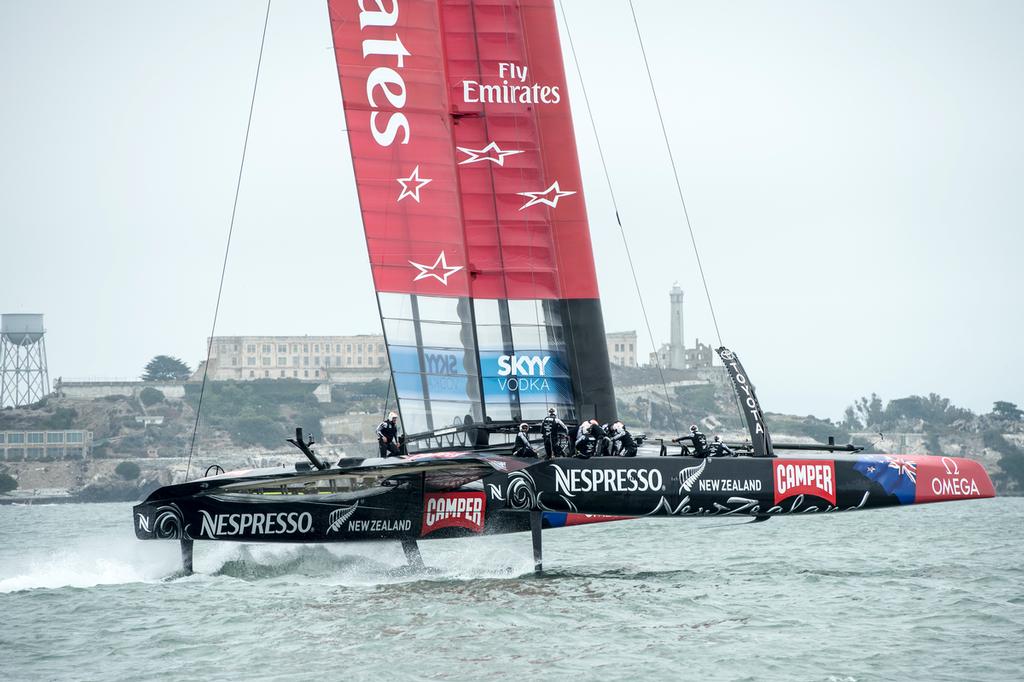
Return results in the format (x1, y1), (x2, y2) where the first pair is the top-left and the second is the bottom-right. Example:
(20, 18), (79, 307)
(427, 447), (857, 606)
(0, 535), (180, 593)
(0, 533), (538, 592)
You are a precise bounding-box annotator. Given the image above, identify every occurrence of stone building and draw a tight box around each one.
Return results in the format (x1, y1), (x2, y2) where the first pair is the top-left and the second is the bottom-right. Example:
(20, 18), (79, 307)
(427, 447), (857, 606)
(205, 335), (387, 381)
(606, 331), (638, 367)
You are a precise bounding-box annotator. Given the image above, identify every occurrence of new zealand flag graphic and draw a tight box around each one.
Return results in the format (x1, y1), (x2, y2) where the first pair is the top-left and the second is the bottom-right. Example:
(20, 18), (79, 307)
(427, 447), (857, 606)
(854, 456), (918, 504)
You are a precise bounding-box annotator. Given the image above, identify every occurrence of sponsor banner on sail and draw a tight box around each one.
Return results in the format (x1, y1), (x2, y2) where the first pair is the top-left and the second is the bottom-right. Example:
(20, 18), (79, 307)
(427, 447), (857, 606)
(328, 0), (470, 297)
(329, 0), (599, 300)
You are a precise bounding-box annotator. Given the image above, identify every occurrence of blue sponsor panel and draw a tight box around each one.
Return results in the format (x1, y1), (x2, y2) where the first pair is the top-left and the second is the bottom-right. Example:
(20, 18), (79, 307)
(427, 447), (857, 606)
(478, 348), (575, 409)
(394, 372), (472, 402)
(388, 345), (477, 376)
(477, 350), (570, 379)
(481, 376), (574, 404)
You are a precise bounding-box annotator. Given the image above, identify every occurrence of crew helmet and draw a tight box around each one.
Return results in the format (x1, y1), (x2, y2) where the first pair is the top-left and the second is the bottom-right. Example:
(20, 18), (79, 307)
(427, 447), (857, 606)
(690, 425), (698, 433)
(548, 407), (556, 415)
(520, 423), (529, 432)
(388, 411), (399, 422)
(713, 435), (721, 443)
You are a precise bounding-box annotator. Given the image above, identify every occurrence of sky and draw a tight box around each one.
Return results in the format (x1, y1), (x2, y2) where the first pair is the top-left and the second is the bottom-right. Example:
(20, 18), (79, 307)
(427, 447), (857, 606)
(1, 0), (1021, 420)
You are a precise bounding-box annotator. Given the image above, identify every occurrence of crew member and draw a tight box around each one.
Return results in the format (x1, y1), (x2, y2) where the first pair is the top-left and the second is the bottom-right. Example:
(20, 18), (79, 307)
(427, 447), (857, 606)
(377, 411), (402, 458)
(708, 435), (736, 458)
(673, 425), (710, 458)
(512, 423), (538, 458)
(610, 421), (639, 457)
(590, 421), (611, 456)
(576, 419), (596, 445)
(574, 421), (598, 458)
(540, 407), (568, 459)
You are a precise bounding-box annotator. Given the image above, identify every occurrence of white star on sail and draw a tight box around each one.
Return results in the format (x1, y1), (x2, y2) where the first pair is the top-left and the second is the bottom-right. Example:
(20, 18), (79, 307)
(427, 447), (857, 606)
(516, 180), (576, 210)
(396, 165), (432, 203)
(456, 141), (524, 166)
(409, 251), (463, 285)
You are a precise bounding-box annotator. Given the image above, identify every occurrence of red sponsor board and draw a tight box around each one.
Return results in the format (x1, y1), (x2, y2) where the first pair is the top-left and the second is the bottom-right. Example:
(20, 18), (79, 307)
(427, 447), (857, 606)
(773, 460), (837, 506)
(421, 492), (486, 535)
(914, 456), (995, 503)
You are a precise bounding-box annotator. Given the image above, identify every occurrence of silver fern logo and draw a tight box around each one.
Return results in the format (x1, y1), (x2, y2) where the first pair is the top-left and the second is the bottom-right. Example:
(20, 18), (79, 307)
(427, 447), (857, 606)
(679, 459), (707, 494)
(327, 503), (360, 534)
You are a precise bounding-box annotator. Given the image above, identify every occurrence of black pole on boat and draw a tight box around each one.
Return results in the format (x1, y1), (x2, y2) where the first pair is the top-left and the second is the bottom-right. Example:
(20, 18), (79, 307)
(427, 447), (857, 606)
(530, 510), (543, 574)
(287, 428), (328, 470)
(180, 538), (194, 575)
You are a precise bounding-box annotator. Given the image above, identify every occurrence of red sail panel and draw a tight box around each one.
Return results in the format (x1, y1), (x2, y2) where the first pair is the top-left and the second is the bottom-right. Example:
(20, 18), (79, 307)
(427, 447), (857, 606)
(328, 0), (470, 297)
(441, 0), (599, 300)
(329, 0), (599, 300)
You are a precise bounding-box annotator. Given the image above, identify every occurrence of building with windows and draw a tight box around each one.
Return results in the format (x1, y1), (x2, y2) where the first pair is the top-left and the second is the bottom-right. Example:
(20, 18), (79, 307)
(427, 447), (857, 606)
(0, 429), (92, 461)
(606, 331), (638, 367)
(205, 335), (388, 381)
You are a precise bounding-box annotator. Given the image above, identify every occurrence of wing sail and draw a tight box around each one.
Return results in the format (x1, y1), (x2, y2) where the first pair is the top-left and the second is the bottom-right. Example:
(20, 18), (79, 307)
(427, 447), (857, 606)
(328, 0), (615, 447)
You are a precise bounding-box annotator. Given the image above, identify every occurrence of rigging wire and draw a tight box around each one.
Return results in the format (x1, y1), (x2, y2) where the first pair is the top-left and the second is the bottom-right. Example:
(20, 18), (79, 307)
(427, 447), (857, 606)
(557, 0), (679, 433)
(628, 1), (756, 437)
(186, 0), (273, 480)
(627, 0), (723, 350)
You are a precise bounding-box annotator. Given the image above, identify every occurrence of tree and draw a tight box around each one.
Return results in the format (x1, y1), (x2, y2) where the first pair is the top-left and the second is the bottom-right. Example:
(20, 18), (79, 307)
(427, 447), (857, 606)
(139, 387), (165, 407)
(142, 356), (191, 382)
(992, 401), (1024, 422)
(842, 405), (863, 431)
(855, 393), (885, 431)
(115, 461), (141, 480)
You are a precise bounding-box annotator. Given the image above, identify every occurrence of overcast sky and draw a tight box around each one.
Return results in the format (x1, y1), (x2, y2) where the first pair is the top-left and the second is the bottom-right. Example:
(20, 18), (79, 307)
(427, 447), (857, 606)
(2, 0), (1021, 420)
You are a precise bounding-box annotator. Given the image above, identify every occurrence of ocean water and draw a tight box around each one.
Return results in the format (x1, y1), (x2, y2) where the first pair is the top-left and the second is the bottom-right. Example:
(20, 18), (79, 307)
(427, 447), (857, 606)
(1, 500), (1022, 681)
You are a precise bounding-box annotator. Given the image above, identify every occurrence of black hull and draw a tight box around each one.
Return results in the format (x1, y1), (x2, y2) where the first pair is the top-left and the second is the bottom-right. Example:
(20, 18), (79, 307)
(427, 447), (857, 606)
(133, 453), (993, 545)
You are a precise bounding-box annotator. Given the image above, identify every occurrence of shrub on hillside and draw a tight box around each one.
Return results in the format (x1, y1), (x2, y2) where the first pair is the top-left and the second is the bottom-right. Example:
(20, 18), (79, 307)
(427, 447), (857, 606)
(115, 461), (141, 480)
(139, 387), (165, 407)
(0, 471), (17, 494)
(42, 407), (78, 430)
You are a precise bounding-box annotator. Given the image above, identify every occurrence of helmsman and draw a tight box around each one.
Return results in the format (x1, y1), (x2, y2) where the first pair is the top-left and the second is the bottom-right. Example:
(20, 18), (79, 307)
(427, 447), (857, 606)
(376, 411), (402, 458)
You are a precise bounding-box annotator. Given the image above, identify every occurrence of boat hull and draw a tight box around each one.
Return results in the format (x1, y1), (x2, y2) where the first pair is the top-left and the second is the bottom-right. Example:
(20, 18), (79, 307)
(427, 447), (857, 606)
(132, 454), (993, 544)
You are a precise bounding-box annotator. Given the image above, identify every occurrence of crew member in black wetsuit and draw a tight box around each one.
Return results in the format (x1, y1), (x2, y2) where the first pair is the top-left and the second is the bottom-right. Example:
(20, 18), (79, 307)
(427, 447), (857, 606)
(376, 411), (402, 458)
(540, 407), (568, 459)
(673, 425), (710, 458)
(708, 435), (736, 458)
(574, 422), (597, 458)
(610, 421), (639, 457)
(590, 421), (611, 456)
(512, 423), (537, 458)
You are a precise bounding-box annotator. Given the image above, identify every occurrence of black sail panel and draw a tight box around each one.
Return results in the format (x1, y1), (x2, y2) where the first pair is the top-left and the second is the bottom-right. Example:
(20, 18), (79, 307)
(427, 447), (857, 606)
(717, 347), (774, 458)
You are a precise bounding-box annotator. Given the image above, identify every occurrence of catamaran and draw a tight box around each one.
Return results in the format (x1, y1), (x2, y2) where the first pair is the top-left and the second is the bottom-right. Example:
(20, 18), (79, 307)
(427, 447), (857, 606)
(133, 0), (994, 574)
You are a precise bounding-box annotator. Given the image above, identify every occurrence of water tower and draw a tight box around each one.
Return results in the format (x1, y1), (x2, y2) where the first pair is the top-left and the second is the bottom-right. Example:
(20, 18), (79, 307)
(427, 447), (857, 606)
(1, 314), (51, 408)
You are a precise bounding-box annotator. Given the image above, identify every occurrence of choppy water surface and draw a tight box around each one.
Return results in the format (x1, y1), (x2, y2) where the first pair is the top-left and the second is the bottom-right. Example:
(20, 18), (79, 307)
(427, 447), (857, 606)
(1, 499), (1022, 681)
